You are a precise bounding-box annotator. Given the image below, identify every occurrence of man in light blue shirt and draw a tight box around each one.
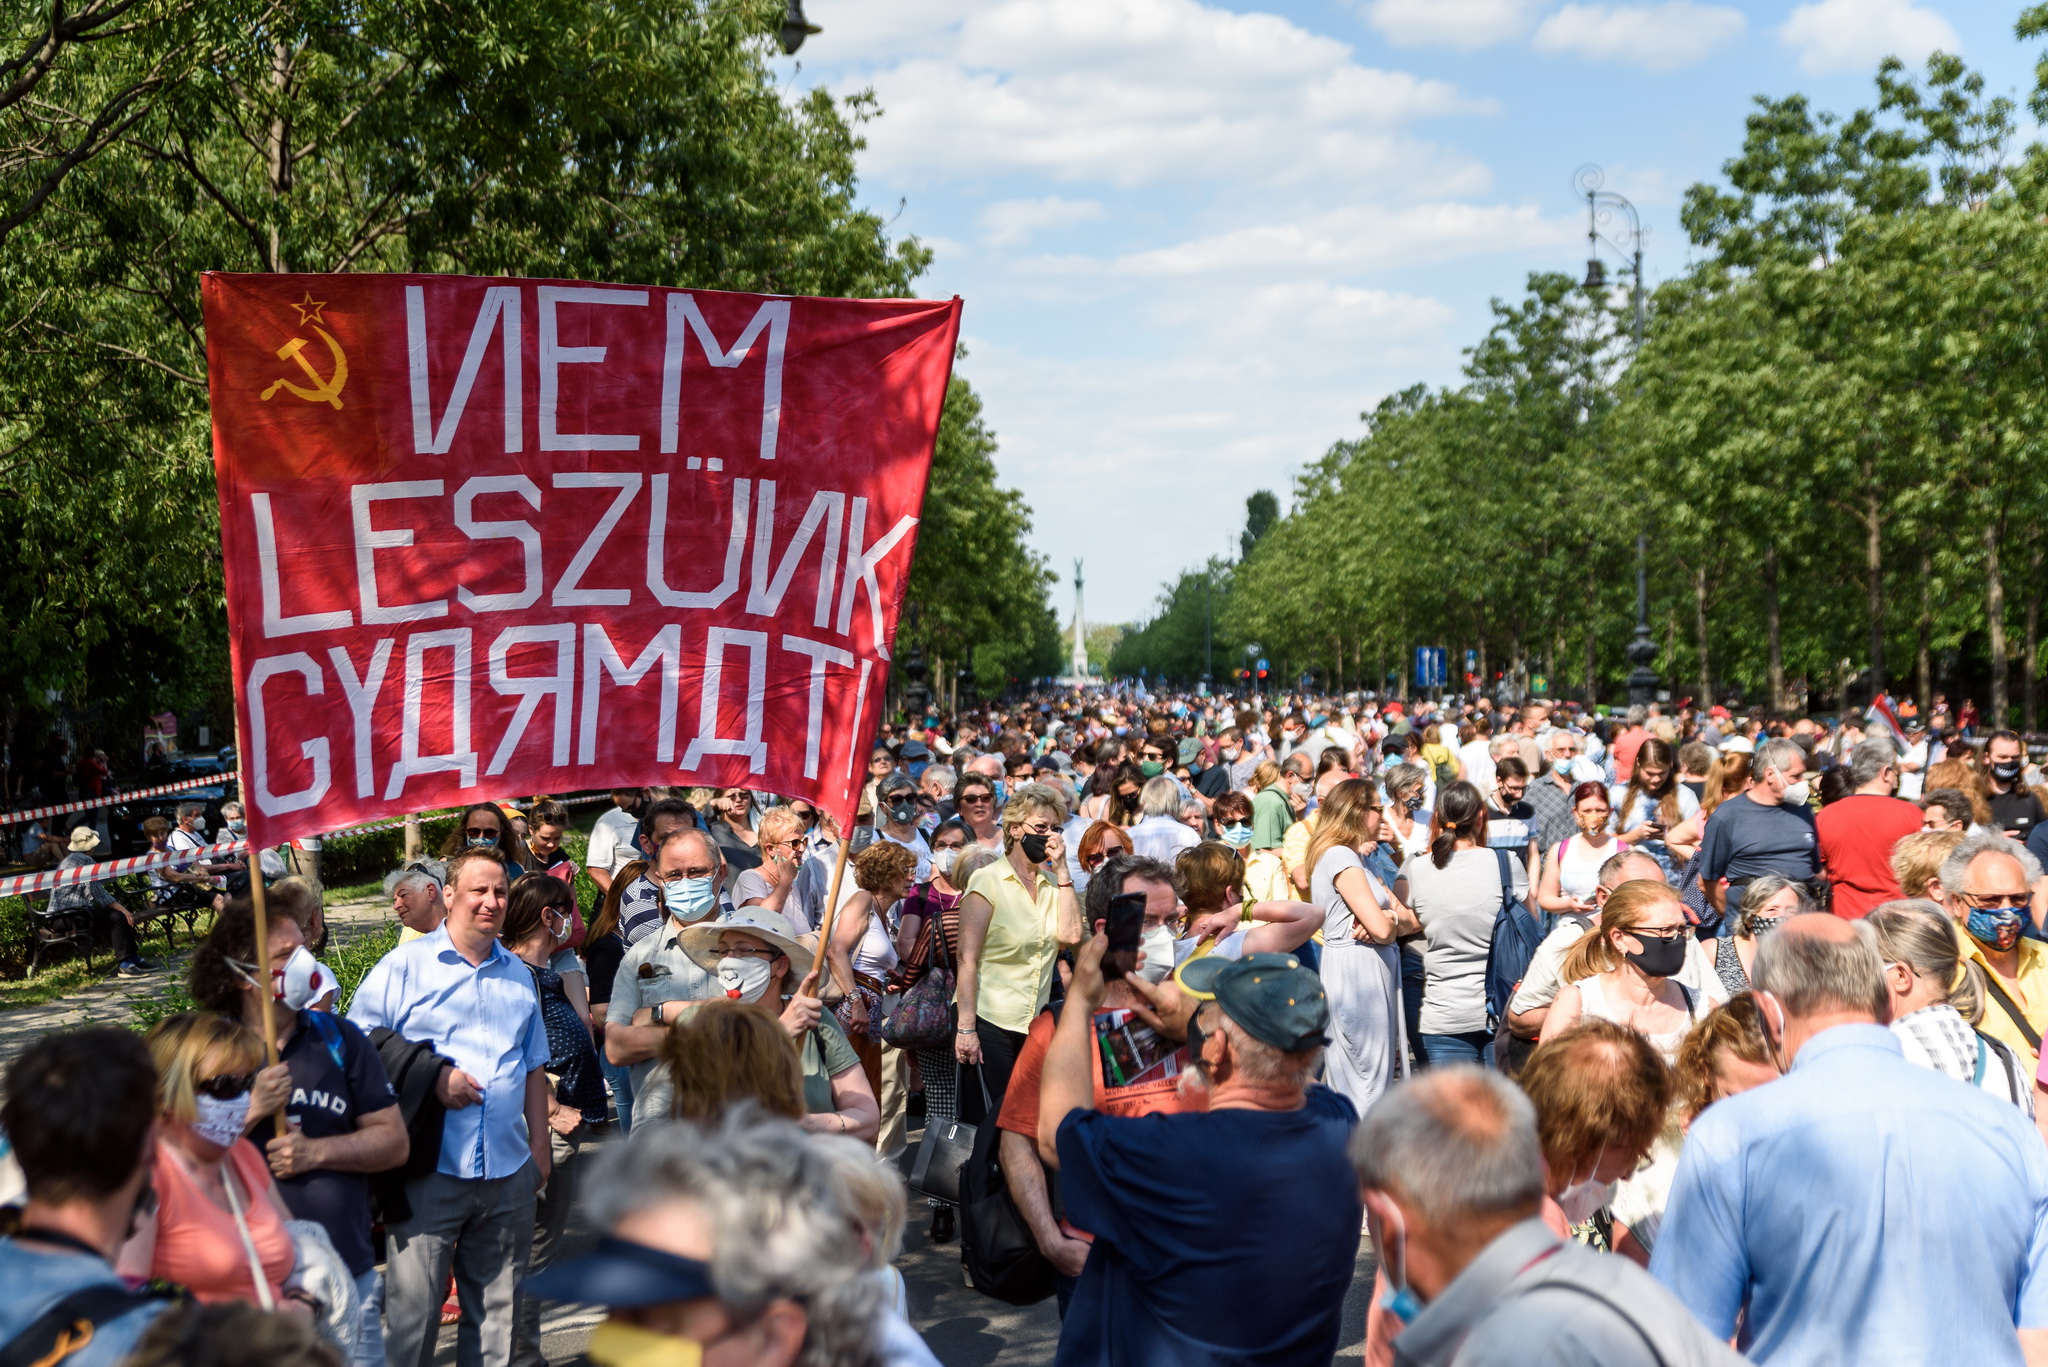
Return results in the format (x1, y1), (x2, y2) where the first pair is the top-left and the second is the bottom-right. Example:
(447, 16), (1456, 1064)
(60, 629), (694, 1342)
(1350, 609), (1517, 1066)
(351, 847), (549, 1367)
(1653, 913), (2048, 1366)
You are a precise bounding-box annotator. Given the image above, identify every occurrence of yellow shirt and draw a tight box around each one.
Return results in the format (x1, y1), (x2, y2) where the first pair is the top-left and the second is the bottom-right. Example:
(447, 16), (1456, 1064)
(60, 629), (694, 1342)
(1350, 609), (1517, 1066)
(965, 858), (1063, 1034)
(1961, 932), (2048, 1072)
(1280, 813), (1321, 890)
(1244, 848), (1289, 904)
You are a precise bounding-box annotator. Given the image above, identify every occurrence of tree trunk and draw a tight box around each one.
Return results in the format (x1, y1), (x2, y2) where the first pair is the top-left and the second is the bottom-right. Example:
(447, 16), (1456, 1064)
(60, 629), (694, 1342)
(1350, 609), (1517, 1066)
(1477, 635), (1489, 698)
(1988, 520), (2009, 728)
(1917, 552), (1933, 722)
(1864, 489), (1885, 698)
(2026, 540), (2042, 737)
(1694, 566), (1712, 709)
(1764, 544), (1785, 714)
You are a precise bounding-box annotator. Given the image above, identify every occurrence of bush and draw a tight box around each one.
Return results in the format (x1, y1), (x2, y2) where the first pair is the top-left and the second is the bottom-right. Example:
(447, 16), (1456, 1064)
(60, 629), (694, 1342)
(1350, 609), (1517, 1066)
(131, 919), (401, 1033)
(316, 815), (460, 888)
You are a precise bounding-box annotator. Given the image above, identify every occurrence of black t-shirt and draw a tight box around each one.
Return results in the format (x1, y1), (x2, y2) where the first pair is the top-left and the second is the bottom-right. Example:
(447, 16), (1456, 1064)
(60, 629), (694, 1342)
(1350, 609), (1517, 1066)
(252, 1012), (398, 1277)
(587, 931), (626, 1008)
(1193, 765), (1233, 801)
(1990, 786), (2046, 842)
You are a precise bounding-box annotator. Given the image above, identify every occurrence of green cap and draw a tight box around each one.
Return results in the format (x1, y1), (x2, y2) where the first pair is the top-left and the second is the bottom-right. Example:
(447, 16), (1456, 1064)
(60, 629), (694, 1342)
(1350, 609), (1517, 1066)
(1173, 952), (1330, 1053)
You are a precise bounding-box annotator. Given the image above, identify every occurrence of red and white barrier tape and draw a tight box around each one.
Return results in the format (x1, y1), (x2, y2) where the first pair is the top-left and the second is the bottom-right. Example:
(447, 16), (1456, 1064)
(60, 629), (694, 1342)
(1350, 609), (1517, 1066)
(0, 839), (250, 899)
(0, 791), (616, 899)
(0, 771), (242, 828)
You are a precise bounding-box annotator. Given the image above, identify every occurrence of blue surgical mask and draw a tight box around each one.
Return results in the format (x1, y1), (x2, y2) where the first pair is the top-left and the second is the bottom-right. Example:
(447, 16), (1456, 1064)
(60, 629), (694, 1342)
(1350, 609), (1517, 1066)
(1220, 823), (1253, 849)
(1968, 905), (2026, 953)
(665, 875), (717, 922)
(467, 835), (495, 849)
(1374, 1204), (1423, 1325)
(992, 779), (1008, 805)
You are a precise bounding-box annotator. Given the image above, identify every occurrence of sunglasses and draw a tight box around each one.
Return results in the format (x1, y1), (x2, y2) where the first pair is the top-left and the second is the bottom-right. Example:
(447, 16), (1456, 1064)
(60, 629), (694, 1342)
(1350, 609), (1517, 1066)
(960, 793), (994, 805)
(1963, 892), (2032, 910)
(544, 902), (572, 917)
(464, 827), (498, 841)
(196, 1071), (256, 1101)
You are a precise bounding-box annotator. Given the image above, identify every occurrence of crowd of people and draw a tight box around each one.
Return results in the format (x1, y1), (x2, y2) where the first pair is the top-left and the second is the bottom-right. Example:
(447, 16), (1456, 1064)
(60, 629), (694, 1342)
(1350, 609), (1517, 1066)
(4, 686), (2048, 1366)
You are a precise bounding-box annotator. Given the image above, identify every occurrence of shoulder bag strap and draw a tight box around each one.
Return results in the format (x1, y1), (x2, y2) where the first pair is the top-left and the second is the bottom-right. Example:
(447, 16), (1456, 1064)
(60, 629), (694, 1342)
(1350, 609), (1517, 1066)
(1494, 1278), (1672, 1367)
(218, 1155), (277, 1312)
(1980, 971), (2042, 1053)
(1973, 1032), (1991, 1087)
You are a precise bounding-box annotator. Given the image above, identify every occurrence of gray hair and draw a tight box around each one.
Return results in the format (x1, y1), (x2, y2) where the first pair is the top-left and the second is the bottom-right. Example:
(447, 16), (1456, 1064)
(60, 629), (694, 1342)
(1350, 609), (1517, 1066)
(1383, 762), (1428, 800)
(1350, 1068), (1543, 1226)
(1738, 873), (1816, 935)
(1138, 775), (1183, 819)
(656, 825), (722, 866)
(1939, 830), (2043, 895)
(1868, 898), (1983, 1025)
(1753, 737), (1806, 782)
(1083, 852), (1181, 930)
(1179, 798), (1207, 824)
(383, 864), (442, 899)
(176, 801), (206, 822)
(808, 1135), (907, 1271)
(922, 763), (957, 790)
(1751, 919), (1888, 1020)
(584, 1110), (882, 1367)
(1848, 736), (1898, 790)
(1596, 849), (1663, 891)
(220, 801), (244, 821)
(1486, 737), (1522, 761)
(952, 845), (1003, 888)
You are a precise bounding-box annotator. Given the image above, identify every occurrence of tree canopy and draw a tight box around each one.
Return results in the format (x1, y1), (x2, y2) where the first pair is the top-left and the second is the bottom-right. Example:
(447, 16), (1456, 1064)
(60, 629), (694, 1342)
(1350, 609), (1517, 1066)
(1114, 30), (2048, 729)
(0, 0), (1053, 746)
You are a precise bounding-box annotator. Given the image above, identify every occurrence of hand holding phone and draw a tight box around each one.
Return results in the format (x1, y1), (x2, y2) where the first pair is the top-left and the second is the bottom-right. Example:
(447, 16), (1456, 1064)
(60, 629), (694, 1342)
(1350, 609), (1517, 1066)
(1101, 891), (1146, 982)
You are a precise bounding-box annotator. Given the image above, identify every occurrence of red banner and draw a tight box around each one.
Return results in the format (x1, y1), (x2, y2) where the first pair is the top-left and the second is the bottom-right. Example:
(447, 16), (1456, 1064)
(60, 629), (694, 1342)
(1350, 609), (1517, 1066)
(204, 273), (960, 849)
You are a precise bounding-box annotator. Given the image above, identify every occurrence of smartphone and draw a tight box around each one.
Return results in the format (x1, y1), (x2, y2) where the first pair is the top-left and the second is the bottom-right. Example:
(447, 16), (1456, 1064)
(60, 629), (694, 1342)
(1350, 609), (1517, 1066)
(1102, 890), (1147, 981)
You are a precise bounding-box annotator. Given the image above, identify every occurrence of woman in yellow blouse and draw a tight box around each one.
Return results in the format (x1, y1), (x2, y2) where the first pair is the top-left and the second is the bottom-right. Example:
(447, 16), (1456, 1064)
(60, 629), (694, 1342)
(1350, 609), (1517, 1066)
(953, 783), (1082, 1116)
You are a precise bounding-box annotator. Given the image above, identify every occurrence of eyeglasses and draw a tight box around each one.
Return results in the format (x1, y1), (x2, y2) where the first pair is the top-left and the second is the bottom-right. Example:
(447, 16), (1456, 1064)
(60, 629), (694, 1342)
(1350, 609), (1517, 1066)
(717, 945), (778, 960)
(1630, 926), (1688, 942)
(960, 793), (994, 805)
(463, 827), (497, 841)
(196, 1071), (256, 1101)
(659, 868), (717, 883)
(1961, 892), (2032, 910)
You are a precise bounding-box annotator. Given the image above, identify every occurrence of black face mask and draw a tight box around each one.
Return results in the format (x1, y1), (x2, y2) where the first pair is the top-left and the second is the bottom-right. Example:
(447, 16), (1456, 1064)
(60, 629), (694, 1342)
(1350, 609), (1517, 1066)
(1020, 833), (1049, 864)
(887, 801), (920, 826)
(1624, 932), (1688, 979)
(1992, 760), (2024, 784)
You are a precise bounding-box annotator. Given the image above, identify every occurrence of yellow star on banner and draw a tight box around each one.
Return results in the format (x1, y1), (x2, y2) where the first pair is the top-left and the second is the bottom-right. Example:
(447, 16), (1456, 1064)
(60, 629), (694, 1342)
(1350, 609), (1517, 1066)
(291, 292), (328, 325)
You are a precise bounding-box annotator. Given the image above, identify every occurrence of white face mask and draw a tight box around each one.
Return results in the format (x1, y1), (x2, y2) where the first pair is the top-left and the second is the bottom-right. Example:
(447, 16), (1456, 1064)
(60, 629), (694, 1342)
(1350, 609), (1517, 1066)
(717, 955), (774, 1004)
(1781, 779), (1811, 807)
(1556, 1173), (1613, 1227)
(276, 946), (333, 1012)
(1136, 924), (1178, 985)
(932, 847), (960, 878)
(192, 1092), (250, 1149)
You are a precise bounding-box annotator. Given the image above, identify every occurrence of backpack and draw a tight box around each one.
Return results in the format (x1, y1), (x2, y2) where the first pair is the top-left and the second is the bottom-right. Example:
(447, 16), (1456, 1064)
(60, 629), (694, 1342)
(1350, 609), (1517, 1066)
(1481, 847), (1545, 1034)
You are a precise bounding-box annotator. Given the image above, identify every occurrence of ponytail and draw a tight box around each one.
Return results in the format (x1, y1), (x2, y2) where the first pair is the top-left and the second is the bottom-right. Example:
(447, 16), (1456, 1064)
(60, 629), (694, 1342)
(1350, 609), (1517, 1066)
(1429, 781), (1487, 870)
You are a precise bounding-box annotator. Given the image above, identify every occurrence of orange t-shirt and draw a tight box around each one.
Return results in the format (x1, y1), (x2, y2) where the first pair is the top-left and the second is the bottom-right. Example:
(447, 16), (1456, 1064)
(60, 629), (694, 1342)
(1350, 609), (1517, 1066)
(152, 1139), (296, 1305)
(996, 1003), (1198, 1243)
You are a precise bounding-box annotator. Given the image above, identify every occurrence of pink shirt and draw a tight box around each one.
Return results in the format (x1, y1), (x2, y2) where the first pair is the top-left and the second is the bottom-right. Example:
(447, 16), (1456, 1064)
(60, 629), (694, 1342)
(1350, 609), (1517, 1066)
(152, 1139), (295, 1305)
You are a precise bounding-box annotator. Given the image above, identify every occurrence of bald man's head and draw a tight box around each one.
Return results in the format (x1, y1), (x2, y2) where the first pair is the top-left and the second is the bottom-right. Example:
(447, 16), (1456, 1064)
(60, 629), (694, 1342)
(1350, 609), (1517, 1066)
(1597, 851), (1664, 898)
(1752, 912), (1886, 1022)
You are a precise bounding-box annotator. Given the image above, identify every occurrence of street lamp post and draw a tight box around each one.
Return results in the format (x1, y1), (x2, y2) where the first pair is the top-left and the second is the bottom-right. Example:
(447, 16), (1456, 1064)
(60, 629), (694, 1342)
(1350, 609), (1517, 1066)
(1577, 164), (1657, 707)
(1625, 533), (1660, 708)
(1575, 164), (1644, 349)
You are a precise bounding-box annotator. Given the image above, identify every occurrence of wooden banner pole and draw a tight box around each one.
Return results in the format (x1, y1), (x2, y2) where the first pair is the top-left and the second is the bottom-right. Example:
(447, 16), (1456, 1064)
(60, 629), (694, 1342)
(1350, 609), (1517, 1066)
(803, 826), (853, 999)
(232, 718), (282, 1092)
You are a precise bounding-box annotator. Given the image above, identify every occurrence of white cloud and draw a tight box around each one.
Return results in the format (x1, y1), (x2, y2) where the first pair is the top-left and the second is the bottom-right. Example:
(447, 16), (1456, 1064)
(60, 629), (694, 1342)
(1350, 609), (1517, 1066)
(1365, 0), (1543, 50)
(1778, 0), (1959, 75)
(979, 197), (1104, 248)
(833, 0), (1492, 192)
(1533, 3), (1746, 70)
(1021, 202), (1578, 278)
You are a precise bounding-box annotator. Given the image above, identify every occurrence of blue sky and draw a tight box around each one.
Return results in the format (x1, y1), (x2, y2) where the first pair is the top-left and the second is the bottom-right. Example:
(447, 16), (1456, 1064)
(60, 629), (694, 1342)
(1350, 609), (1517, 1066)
(792, 0), (2037, 626)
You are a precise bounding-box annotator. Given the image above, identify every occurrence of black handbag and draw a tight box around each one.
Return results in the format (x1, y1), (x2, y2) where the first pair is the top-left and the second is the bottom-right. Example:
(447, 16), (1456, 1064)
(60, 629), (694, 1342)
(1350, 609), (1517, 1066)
(899, 1063), (977, 1207)
(958, 1065), (1057, 1306)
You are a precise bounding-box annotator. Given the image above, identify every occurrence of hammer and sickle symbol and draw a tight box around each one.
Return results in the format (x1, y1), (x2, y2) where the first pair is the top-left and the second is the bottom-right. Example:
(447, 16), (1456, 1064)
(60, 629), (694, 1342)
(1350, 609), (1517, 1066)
(260, 326), (348, 409)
